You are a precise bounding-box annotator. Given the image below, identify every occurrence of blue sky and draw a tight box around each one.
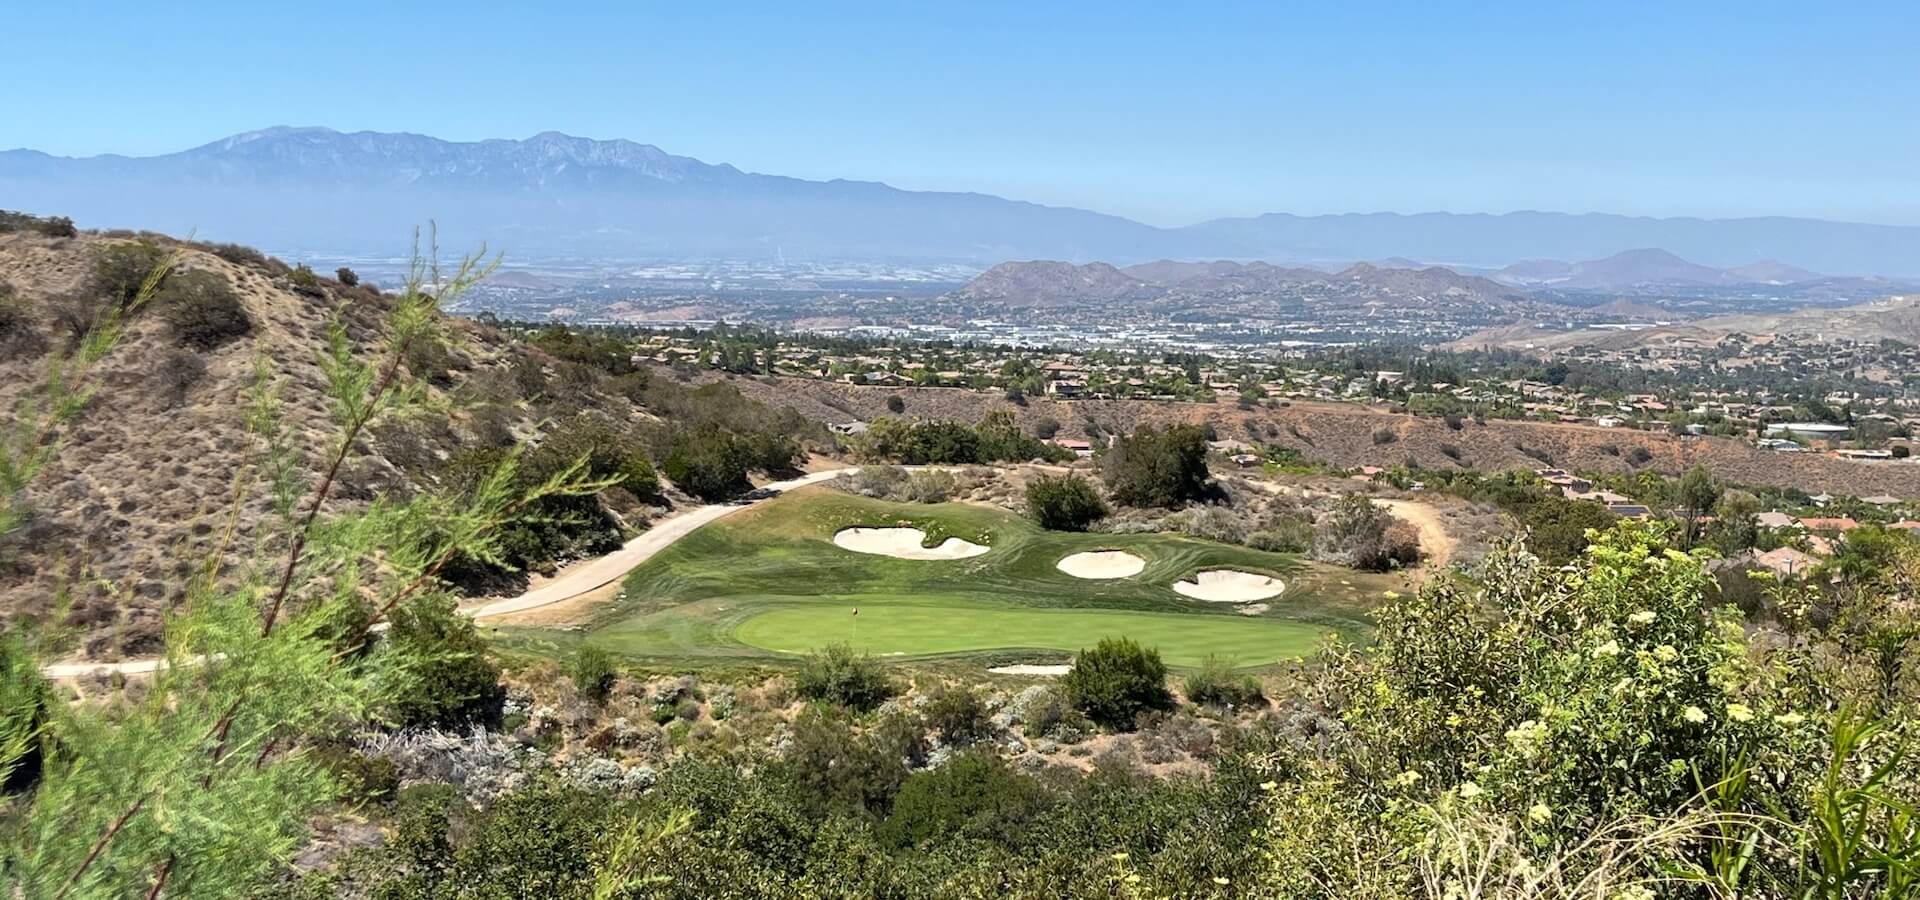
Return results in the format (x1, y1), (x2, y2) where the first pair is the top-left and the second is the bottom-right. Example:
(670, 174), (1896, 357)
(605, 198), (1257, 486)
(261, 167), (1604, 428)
(6, 1), (1917, 226)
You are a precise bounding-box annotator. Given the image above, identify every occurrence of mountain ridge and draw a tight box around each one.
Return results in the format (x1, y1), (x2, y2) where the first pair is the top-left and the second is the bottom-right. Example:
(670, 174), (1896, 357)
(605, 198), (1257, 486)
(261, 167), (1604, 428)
(6, 126), (1920, 274)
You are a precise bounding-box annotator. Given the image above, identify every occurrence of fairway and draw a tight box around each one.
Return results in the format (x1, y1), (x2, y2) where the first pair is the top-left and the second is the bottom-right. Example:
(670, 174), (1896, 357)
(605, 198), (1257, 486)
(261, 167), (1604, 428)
(565, 486), (1390, 668)
(735, 604), (1324, 667)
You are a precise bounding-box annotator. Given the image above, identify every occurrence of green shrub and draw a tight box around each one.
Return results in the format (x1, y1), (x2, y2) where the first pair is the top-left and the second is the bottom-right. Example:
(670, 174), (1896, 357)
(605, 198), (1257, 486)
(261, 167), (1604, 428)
(287, 263), (326, 297)
(1102, 424), (1211, 509)
(878, 750), (1052, 848)
(1246, 515), (1313, 553)
(334, 266), (359, 287)
(568, 645), (617, 703)
(159, 269), (252, 350)
(794, 642), (898, 711)
(921, 683), (991, 746)
(663, 426), (754, 501)
(1025, 475), (1109, 531)
(1182, 656), (1264, 709)
(383, 594), (505, 730)
(1062, 637), (1172, 731)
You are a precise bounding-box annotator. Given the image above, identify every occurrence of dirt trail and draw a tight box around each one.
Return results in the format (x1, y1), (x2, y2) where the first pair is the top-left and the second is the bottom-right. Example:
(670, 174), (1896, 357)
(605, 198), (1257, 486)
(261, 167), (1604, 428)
(1373, 498), (1457, 569)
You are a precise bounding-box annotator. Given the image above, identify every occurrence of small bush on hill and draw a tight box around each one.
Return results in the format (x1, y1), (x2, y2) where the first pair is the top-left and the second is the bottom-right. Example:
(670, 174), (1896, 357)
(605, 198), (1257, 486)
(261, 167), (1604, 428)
(663, 426), (754, 501)
(568, 645), (618, 704)
(335, 266), (359, 287)
(1183, 656), (1264, 709)
(287, 263), (326, 297)
(383, 594), (505, 730)
(159, 269), (252, 350)
(921, 683), (991, 746)
(885, 395), (906, 414)
(1026, 475), (1108, 531)
(1313, 494), (1421, 571)
(0, 209), (76, 237)
(902, 469), (956, 503)
(1063, 637), (1172, 731)
(1246, 513), (1314, 553)
(1102, 424), (1211, 509)
(795, 642), (897, 711)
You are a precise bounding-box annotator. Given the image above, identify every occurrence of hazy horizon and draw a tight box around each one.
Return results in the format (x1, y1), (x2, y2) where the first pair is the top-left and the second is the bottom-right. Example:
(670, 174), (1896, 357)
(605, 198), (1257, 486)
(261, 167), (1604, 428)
(8, 2), (1919, 227)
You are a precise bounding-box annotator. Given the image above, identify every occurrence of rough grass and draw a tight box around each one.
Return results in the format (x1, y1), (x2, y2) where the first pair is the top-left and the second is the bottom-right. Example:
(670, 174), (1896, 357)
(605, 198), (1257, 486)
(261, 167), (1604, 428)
(568, 487), (1389, 667)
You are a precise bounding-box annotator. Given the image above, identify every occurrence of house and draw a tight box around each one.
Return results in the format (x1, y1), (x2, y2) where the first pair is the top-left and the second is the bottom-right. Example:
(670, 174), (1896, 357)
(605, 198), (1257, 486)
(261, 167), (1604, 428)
(1798, 516), (1860, 532)
(1753, 547), (1818, 578)
(1595, 416), (1625, 428)
(1833, 449), (1893, 461)
(1231, 453), (1262, 467)
(1861, 494), (1903, 506)
(1754, 511), (1799, 530)
(1889, 520), (1920, 532)
(827, 421), (869, 436)
(1048, 438), (1094, 458)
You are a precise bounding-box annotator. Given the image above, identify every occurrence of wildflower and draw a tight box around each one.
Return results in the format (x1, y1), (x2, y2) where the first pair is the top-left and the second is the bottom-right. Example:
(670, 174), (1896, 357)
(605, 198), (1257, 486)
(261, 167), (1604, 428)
(1615, 886), (1656, 900)
(1458, 781), (1484, 800)
(1627, 610), (1656, 627)
(1213, 877), (1231, 885)
(1682, 705), (1707, 724)
(1726, 703), (1753, 723)
(1775, 711), (1806, 726)
(1259, 780), (1278, 791)
(1528, 802), (1553, 824)
(1392, 770), (1422, 787)
(1653, 644), (1679, 662)
(1111, 852), (1129, 862)
(1591, 639), (1622, 659)
(1383, 590), (1400, 600)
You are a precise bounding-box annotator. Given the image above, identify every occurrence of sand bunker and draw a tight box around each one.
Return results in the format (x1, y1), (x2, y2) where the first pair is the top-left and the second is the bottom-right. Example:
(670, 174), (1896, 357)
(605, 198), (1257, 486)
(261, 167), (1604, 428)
(1055, 550), (1147, 579)
(832, 526), (988, 560)
(988, 664), (1072, 676)
(1173, 569), (1285, 603)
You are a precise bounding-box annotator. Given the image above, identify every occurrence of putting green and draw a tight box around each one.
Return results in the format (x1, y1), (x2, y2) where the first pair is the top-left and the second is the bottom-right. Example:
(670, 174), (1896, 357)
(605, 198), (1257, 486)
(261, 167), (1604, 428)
(562, 486), (1387, 668)
(735, 604), (1326, 667)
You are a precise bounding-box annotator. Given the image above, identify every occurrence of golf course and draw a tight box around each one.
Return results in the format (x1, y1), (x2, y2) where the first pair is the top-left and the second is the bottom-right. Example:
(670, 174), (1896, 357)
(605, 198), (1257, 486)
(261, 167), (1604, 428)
(553, 486), (1392, 668)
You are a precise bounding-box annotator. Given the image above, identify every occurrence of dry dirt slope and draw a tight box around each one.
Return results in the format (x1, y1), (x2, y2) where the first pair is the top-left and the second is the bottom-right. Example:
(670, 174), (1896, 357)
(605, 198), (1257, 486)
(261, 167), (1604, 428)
(703, 372), (1920, 499)
(0, 230), (533, 658)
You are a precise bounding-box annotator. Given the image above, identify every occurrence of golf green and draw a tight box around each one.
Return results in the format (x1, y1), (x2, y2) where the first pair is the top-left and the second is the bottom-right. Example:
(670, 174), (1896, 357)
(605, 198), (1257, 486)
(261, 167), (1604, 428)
(734, 604), (1326, 667)
(570, 485), (1386, 668)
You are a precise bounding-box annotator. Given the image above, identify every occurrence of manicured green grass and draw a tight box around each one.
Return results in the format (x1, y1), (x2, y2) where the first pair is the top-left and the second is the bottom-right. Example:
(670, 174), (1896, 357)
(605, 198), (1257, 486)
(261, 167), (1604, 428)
(734, 604), (1326, 667)
(545, 487), (1393, 668)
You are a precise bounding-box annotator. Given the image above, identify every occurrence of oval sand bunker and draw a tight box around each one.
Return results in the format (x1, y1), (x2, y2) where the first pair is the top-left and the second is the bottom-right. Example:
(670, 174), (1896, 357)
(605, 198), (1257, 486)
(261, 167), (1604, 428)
(1174, 569), (1285, 603)
(1055, 550), (1147, 579)
(832, 526), (988, 560)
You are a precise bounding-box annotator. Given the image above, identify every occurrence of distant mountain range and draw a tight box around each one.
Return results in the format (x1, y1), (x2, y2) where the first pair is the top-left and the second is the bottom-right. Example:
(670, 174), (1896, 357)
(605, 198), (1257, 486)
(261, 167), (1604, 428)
(5, 126), (1920, 275)
(1487, 249), (1826, 289)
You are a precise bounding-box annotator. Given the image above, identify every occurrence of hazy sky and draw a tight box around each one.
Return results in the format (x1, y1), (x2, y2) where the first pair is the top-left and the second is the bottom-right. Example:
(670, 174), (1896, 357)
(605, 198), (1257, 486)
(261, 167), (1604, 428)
(7, 1), (1917, 226)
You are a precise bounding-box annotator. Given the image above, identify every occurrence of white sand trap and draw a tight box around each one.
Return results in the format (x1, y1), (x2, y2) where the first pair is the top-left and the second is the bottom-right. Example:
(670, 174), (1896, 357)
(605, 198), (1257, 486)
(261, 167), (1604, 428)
(988, 664), (1072, 676)
(832, 526), (988, 560)
(1055, 550), (1147, 579)
(1173, 569), (1285, 603)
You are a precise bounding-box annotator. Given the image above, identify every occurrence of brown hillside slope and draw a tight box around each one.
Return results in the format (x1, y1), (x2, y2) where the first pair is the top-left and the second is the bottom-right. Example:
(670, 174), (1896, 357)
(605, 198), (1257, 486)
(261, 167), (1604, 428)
(703, 373), (1920, 499)
(1, 229), (819, 660)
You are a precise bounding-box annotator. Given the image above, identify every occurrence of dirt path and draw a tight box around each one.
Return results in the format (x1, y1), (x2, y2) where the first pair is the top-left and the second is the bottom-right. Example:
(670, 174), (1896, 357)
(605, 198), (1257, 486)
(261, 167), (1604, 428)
(1373, 498), (1457, 569)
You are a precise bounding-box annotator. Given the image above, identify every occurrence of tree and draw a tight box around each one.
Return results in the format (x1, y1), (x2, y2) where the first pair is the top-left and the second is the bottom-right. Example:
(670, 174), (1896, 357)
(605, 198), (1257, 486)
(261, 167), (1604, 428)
(1025, 475), (1108, 531)
(1062, 637), (1172, 730)
(1102, 424), (1211, 509)
(334, 266), (360, 287)
(1676, 465), (1721, 546)
(1522, 496), (1615, 566)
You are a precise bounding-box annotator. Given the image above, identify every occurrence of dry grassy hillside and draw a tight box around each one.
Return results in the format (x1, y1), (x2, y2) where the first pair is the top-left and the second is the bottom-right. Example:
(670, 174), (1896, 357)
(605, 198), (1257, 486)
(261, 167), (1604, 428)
(703, 372), (1920, 498)
(1, 228), (821, 660)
